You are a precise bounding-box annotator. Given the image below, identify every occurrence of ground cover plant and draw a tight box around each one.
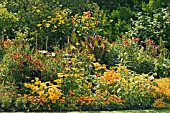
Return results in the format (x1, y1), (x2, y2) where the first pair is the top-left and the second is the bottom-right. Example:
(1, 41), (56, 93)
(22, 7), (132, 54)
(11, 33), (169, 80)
(0, 0), (170, 112)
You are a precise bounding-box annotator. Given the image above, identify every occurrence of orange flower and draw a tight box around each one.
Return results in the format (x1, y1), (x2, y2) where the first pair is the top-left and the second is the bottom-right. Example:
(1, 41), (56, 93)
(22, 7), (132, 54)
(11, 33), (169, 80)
(1, 92), (5, 95)
(72, 16), (75, 23)
(87, 11), (91, 17)
(24, 94), (27, 98)
(18, 94), (21, 97)
(69, 90), (75, 95)
(83, 11), (91, 17)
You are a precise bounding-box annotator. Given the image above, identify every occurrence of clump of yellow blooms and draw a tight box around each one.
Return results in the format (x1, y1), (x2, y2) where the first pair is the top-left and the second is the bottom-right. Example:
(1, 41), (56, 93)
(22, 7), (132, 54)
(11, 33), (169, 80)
(24, 77), (63, 104)
(37, 8), (71, 31)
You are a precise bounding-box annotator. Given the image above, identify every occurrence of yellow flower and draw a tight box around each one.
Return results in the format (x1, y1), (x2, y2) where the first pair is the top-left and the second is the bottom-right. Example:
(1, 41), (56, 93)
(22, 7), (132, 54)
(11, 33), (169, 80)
(80, 68), (85, 71)
(65, 67), (70, 71)
(35, 77), (39, 81)
(47, 16), (51, 18)
(93, 62), (101, 68)
(53, 79), (63, 84)
(48, 94), (55, 100)
(45, 23), (50, 28)
(38, 90), (44, 96)
(52, 30), (57, 32)
(48, 88), (54, 94)
(53, 25), (57, 28)
(71, 67), (78, 72)
(35, 80), (41, 85)
(110, 19), (113, 22)
(57, 73), (63, 78)
(37, 24), (42, 27)
(32, 86), (39, 92)
(42, 20), (46, 22)
(24, 83), (29, 88)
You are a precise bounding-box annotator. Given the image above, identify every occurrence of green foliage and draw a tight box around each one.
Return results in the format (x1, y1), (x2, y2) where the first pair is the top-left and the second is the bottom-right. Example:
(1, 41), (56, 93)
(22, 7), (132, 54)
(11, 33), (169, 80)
(142, 0), (170, 13)
(92, 0), (147, 12)
(107, 7), (134, 42)
(56, 0), (91, 14)
(0, 84), (17, 111)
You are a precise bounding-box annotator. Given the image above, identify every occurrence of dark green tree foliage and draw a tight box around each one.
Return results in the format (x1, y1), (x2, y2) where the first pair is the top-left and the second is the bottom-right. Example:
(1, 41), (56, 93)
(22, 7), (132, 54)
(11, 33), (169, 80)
(92, 0), (149, 12)
(0, 4), (18, 37)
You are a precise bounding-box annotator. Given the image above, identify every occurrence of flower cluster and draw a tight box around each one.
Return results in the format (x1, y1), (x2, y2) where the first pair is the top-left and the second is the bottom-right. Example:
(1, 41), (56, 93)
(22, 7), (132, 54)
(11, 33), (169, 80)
(100, 70), (120, 85)
(24, 77), (63, 104)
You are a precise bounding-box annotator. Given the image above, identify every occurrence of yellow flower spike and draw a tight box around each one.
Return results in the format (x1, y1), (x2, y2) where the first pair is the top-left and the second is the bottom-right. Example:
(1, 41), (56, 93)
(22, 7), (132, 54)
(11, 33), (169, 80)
(31, 80), (34, 82)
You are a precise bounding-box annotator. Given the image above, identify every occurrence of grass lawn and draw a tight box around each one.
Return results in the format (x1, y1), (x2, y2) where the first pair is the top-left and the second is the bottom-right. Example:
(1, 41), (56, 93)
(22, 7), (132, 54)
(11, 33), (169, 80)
(1, 109), (170, 113)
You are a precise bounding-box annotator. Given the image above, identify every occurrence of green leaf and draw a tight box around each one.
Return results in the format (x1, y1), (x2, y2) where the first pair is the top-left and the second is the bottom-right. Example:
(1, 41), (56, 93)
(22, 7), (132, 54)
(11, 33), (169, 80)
(94, 38), (99, 47)
(86, 42), (93, 53)
(71, 32), (78, 44)
(70, 44), (75, 52)
(80, 40), (86, 48)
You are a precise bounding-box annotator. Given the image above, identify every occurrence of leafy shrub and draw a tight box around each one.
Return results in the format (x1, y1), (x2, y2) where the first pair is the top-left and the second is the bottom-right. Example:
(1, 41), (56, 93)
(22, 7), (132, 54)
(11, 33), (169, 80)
(127, 7), (170, 49)
(0, 84), (17, 111)
(0, 4), (18, 36)
(107, 7), (134, 42)
(103, 36), (170, 78)
(103, 36), (156, 74)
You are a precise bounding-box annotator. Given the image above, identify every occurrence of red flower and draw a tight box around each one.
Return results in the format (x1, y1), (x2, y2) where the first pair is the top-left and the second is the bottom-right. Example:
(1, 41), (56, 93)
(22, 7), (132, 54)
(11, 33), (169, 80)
(123, 40), (128, 44)
(95, 20), (98, 27)
(133, 38), (140, 41)
(146, 39), (151, 44)
(72, 16), (75, 24)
